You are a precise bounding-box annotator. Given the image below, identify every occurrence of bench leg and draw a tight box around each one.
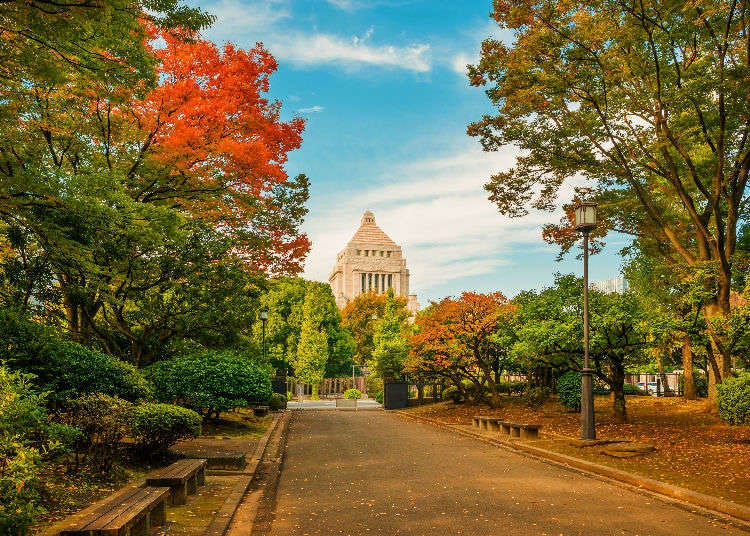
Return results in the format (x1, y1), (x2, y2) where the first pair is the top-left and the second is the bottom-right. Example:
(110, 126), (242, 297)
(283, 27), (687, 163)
(152, 498), (167, 527)
(188, 474), (198, 496)
(510, 426), (520, 438)
(488, 421), (499, 432)
(173, 482), (188, 505)
(501, 424), (510, 435)
(472, 418), (479, 427)
(481, 420), (489, 430)
(197, 466), (206, 486)
(131, 514), (150, 536)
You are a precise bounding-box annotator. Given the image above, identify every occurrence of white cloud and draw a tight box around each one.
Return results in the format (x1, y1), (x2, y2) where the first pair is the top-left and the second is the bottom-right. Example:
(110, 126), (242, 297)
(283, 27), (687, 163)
(301, 143), (574, 297)
(451, 53), (473, 76)
(269, 31), (431, 72)
(201, 0), (431, 73)
(298, 105), (325, 113)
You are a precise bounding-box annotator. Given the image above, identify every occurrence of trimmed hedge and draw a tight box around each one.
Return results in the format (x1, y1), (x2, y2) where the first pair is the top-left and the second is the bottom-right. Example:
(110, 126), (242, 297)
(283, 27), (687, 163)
(129, 403), (201, 453)
(717, 373), (750, 425)
(146, 350), (272, 419)
(343, 388), (362, 400)
(0, 310), (151, 404)
(268, 393), (287, 411)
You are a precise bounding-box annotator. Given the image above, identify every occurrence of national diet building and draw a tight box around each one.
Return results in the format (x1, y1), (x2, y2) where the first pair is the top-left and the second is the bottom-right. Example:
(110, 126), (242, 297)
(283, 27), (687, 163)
(329, 211), (419, 315)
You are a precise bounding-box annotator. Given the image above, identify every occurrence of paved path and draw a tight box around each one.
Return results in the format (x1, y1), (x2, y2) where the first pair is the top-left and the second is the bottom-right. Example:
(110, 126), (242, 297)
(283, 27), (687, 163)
(263, 411), (747, 536)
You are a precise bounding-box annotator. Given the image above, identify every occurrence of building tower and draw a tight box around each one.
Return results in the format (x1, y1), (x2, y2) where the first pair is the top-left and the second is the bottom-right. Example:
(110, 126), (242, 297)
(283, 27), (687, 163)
(329, 211), (419, 314)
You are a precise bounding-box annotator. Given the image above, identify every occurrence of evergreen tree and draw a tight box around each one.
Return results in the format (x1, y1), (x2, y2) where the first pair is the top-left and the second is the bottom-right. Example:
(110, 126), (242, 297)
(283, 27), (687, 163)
(371, 289), (409, 381)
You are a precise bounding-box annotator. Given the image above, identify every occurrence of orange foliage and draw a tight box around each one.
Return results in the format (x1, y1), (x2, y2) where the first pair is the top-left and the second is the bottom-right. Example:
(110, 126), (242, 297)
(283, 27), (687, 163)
(124, 28), (309, 273)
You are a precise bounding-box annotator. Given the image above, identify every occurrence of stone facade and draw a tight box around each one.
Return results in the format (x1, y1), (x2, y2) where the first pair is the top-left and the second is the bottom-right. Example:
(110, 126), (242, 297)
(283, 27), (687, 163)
(329, 211), (419, 314)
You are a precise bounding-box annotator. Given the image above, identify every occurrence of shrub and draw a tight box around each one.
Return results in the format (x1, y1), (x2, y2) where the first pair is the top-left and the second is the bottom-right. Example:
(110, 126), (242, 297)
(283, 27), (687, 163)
(556, 372), (581, 411)
(0, 366), (47, 534)
(146, 350), (272, 419)
(0, 311), (151, 404)
(524, 386), (551, 409)
(717, 373), (750, 425)
(375, 391), (384, 404)
(623, 383), (648, 396)
(442, 385), (462, 404)
(129, 403), (201, 455)
(58, 394), (132, 475)
(343, 388), (362, 400)
(268, 393), (287, 411)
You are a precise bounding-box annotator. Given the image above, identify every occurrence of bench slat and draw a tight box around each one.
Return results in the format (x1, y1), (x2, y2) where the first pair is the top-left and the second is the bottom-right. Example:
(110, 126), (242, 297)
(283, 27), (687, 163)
(60, 487), (144, 533)
(98, 487), (169, 533)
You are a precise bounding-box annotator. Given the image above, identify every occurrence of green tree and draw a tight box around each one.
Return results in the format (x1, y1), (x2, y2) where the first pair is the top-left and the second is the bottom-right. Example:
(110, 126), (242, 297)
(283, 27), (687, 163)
(469, 0), (750, 406)
(296, 284), (330, 399)
(371, 289), (410, 381)
(513, 275), (649, 422)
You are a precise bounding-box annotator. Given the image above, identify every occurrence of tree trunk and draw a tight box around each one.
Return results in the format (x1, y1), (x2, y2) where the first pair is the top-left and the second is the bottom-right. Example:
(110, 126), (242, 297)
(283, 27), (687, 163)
(656, 354), (673, 396)
(704, 292), (733, 407)
(610, 359), (627, 423)
(681, 334), (697, 400)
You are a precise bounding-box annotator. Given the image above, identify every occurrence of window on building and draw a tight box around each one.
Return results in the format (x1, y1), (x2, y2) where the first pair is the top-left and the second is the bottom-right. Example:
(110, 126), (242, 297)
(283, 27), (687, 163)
(380, 251), (384, 257)
(365, 250), (369, 257)
(361, 273), (366, 293)
(387, 251), (391, 257)
(375, 274), (380, 292)
(368, 273), (372, 290)
(357, 249), (361, 255)
(388, 274), (392, 289)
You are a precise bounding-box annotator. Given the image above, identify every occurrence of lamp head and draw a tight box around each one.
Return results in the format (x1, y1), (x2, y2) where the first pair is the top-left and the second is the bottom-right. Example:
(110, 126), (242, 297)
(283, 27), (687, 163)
(260, 308), (268, 321)
(574, 202), (598, 231)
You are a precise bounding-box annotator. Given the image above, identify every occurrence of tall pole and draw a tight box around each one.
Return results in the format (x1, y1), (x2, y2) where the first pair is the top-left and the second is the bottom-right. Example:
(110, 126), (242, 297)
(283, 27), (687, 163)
(581, 229), (596, 440)
(262, 319), (267, 362)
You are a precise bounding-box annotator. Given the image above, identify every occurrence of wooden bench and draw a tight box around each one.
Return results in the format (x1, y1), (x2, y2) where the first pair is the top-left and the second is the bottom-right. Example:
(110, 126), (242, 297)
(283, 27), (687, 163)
(146, 458), (207, 505)
(500, 421), (541, 440)
(60, 486), (170, 536)
(472, 415), (502, 431)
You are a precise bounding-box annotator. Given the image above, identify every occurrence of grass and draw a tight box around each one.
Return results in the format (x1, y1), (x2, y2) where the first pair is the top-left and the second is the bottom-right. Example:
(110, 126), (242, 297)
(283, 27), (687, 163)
(406, 395), (750, 507)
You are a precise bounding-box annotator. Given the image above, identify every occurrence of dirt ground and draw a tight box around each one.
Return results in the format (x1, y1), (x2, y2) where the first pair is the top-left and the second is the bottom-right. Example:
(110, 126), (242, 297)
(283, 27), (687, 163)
(405, 395), (750, 508)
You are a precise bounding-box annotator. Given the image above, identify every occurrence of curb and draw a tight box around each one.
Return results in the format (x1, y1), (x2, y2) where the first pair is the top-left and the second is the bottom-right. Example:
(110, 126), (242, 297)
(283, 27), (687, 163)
(397, 411), (750, 526)
(203, 410), (287, 536)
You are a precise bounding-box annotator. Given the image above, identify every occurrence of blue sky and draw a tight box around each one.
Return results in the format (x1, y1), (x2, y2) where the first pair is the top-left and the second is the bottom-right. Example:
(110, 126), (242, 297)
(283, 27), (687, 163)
(196, 0), (628, 303)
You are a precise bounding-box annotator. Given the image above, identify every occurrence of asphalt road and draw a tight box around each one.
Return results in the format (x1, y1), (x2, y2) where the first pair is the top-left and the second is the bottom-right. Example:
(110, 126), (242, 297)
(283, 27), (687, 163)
(264, 411), (747, 536)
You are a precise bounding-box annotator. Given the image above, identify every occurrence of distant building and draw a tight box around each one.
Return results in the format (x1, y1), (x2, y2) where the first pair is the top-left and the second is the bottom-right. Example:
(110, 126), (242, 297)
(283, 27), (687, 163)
(329, 211), (419, 314)
(591, 275), (629, 294)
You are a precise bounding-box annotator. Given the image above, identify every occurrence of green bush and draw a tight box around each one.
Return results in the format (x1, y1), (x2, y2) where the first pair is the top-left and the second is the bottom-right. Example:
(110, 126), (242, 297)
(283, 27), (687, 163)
(146, 350), (272, 419)
(375, 390), (384, 404)
(59, 393), (133, 475)
(623, 383), (648, 396)
(366, 375), (384, 397)
(343, 388), (362, 400)
(524, 386), (551, 409)
(556, 372), (581, 411)
(129, 403), (201, 454)
(442, 385), (462, 404)
(717, 373), (750, 425)
(268, 393), (287, 411)
(0, 311), (151, 404)
(0, 366), (47, 534)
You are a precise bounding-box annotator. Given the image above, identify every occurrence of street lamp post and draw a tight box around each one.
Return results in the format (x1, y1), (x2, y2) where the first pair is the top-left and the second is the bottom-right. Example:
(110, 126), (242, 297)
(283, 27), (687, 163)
(260, 307), (268, 364)
(574, 202), (597, 440)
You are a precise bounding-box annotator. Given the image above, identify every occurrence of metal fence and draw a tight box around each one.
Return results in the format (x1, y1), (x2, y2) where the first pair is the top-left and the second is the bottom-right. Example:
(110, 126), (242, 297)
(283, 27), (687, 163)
(624, 373), (683, 396)
(286, 376), (367, 399)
